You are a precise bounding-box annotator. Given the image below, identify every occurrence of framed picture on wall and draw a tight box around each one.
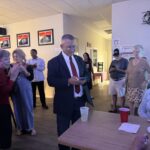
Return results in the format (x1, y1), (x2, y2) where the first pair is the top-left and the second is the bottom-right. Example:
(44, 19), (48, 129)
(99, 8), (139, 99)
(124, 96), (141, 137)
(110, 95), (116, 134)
(38, 29), (54, 46)
(0, 35), (11, 49)
(91, 49), (98, 66)
(17, 32), (30, 47)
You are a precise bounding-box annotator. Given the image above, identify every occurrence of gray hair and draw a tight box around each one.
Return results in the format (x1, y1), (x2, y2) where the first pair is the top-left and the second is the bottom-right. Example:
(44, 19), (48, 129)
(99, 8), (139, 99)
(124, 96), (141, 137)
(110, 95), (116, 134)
(0, 49), (10, 59)
(61, 34), (75, 41)
(133, 45), (144, 51)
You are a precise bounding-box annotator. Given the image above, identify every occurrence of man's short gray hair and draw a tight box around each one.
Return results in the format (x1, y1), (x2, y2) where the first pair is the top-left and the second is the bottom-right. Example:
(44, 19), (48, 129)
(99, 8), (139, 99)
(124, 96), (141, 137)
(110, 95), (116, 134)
(134, 45), (144, 51)
(0, 49), (10, 59)
(61, 34), (75, 41)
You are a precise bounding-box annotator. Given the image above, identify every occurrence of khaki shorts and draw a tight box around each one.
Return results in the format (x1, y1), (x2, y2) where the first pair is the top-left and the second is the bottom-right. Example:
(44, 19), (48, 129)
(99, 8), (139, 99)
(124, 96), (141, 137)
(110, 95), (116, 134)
(109, 78), (126, 97)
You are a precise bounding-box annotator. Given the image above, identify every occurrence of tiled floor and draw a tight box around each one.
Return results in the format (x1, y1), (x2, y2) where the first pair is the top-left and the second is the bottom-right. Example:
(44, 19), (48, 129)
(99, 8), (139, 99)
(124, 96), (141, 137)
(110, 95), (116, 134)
(11, 81), (111, 150)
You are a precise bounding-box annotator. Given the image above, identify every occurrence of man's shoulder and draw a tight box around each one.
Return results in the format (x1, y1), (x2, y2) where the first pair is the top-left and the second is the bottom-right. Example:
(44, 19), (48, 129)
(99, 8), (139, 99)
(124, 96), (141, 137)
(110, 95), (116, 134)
(48, 53), (61, 64)
(37, 57), (45, 62)
(74, 55), (83, 61)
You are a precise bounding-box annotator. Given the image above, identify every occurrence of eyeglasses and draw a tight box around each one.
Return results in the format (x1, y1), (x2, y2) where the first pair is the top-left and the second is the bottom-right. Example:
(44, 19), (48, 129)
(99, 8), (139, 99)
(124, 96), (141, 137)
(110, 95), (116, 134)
(67, 45), (76, 49)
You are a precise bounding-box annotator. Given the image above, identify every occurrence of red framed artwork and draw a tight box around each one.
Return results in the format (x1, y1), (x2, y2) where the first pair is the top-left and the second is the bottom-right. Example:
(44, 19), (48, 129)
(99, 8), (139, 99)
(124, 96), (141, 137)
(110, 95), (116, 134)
(38, 29), (54, 46)
(0, 35), (11, 49)
(17, 32), (30, 47)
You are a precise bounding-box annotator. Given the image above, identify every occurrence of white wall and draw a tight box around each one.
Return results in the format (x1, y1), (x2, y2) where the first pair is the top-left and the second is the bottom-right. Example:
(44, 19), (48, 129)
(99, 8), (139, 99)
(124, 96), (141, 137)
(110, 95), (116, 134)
(3, 13), (112, 98)
(112, 0), (150, 60)
(6, 14), (64, 98)
(63, 14), (112, 73)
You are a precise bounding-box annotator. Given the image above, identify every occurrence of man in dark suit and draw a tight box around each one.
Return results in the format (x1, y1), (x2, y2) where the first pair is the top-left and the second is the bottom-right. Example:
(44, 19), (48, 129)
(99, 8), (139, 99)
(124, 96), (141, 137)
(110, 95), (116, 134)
(47, 34), (88, 150)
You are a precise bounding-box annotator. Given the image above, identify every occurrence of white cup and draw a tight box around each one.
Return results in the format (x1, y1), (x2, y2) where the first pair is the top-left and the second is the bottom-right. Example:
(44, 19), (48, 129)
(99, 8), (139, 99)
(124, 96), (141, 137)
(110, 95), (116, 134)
(80, 106), (89, 122)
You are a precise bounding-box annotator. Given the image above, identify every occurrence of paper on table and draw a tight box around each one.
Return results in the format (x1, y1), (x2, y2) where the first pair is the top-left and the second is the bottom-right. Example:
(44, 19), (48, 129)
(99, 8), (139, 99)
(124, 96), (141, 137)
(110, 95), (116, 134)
(118, 123), (140, 134)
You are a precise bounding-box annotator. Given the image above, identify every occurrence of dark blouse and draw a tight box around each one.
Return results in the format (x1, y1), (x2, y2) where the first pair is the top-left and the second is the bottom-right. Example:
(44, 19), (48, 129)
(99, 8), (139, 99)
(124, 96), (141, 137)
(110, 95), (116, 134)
(84, 61), (93, 73)
(0, 68), (13, 105)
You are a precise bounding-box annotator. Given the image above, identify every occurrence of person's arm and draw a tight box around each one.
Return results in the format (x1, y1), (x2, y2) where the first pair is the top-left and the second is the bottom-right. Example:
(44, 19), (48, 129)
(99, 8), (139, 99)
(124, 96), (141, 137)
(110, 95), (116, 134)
(47, 59), (70, 89)
(19, 65), (31, 77)
(109, 62), (116, 73)
(116, 59), (129, 73)
(36, 59), (45, 71)
(0, 70), (14, 95)
(26, 65), (34, 81)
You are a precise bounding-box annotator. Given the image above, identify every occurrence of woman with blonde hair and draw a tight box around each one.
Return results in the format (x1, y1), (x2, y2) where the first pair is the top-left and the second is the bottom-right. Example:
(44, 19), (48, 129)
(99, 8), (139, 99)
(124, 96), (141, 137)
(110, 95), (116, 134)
(11, 49), (36, 135)
(126, 45), (150, 115)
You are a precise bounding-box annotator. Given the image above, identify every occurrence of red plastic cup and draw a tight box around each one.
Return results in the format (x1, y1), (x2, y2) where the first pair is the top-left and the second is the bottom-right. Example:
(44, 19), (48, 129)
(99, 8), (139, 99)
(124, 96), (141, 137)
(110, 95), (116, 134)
(119, 108), (130, 123)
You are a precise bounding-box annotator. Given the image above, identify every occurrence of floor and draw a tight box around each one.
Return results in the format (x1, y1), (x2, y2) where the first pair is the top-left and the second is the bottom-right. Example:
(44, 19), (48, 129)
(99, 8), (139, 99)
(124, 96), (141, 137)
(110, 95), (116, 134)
(11, 81), (112, 150)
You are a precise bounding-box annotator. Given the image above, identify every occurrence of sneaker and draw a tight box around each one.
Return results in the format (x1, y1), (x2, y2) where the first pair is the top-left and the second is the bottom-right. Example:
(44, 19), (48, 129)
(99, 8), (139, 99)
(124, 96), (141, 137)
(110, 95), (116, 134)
(31, 129), (36, 136)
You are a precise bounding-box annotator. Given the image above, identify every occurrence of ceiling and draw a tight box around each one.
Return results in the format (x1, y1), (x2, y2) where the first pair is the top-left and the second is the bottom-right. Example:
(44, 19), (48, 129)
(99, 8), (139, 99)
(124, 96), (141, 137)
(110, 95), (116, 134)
(0, 0), (128, 39)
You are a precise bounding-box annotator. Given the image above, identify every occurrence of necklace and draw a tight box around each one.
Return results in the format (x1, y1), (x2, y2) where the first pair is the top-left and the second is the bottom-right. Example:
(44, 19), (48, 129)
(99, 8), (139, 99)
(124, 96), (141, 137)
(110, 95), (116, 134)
(133, 58), (140, 66)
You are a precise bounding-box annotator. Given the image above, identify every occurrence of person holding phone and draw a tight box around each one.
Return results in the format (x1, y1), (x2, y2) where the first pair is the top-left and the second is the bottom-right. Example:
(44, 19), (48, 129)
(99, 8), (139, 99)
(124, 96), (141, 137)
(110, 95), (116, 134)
(47, 34), (89, 150)
(27, 49), (48, 109)
(109, 48), (128, 113)
(11, 49), (36, 136)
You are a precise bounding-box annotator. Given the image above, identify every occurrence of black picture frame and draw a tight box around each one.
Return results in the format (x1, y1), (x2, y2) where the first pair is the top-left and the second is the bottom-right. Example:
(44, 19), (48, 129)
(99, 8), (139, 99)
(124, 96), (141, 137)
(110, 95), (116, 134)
(38, 29), (54, 46)
(17, 32), (30, 47)
(0, 35), (11, 49)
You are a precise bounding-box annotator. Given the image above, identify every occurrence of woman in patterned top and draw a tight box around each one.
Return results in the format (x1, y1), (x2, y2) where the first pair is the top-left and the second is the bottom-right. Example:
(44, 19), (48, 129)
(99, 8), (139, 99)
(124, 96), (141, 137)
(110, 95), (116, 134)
(126, 45), (150, 115)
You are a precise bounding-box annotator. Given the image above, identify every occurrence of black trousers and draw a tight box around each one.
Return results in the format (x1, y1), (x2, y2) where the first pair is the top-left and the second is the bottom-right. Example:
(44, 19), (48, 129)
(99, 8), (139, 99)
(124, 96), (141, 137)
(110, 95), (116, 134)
(31, 81), (46, 107)
(57, 98), (85, 150)
(0, 105), (12, 149)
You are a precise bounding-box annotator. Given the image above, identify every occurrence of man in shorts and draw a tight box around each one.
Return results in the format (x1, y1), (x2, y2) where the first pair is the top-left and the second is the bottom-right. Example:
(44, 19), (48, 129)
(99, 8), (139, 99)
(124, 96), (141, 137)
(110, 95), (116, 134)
(109, 48), (128, 113)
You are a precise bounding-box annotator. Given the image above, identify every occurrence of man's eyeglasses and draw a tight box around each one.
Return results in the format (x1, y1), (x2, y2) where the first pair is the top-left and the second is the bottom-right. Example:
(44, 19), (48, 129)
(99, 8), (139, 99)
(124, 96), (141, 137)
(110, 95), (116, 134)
(67, 45), (76, 49)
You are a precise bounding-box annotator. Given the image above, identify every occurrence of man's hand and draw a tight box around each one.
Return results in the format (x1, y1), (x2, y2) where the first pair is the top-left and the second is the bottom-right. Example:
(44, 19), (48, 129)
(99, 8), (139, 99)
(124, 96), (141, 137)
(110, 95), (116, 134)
(68, 77), (86, 85)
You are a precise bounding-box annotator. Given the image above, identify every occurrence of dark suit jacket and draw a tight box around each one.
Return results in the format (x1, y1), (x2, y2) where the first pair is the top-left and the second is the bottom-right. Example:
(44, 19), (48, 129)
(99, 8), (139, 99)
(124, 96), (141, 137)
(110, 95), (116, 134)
(47, 52), (89, 117)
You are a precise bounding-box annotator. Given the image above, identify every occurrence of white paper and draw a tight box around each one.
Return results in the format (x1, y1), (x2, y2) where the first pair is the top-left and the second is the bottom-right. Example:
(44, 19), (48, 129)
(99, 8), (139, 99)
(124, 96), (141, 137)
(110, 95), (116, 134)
(118, 123), (140, 134)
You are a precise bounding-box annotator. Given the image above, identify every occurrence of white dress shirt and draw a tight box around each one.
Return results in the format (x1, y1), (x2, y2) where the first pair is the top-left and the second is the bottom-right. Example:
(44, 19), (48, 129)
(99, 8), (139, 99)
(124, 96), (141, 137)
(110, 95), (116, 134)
(27, 57), (45, 82)
(62, 51), (83, 98)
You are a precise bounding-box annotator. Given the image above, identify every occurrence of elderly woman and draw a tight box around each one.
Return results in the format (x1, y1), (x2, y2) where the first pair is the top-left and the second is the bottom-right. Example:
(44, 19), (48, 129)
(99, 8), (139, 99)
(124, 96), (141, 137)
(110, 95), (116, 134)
(11, 49), (36, 135)
(0, 49), (19, 149)
(126, 45), (150, 115)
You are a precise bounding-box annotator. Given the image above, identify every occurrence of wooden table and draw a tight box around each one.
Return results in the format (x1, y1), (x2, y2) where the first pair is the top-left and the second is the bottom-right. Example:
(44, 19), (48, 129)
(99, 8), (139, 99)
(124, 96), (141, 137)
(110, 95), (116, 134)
(58, 111), (150, 150)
